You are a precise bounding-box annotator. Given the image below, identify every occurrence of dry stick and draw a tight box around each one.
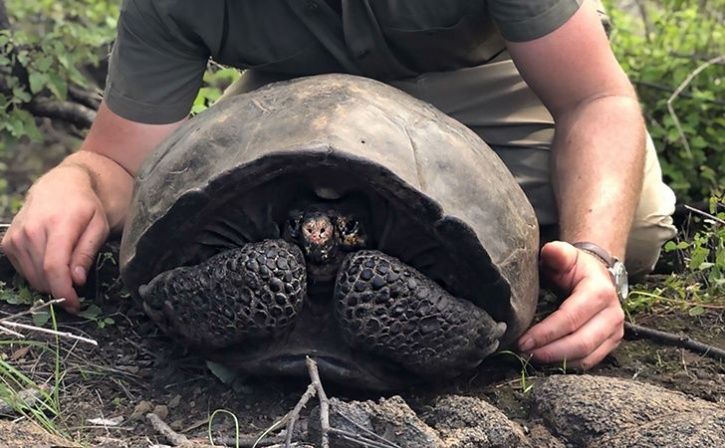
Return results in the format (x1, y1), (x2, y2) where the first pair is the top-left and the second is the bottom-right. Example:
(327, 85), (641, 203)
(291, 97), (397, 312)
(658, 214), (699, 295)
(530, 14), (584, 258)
(666, 55), (725, 155)
(683, 204), (725, 226)
(305, 357), (330, 448)
(0, 320), (98, 346)
(147, 412), (194, 447)
(624, 322), (725, 361)
(306, 359), (330, 448)
(336, 412), (402, 448)
(329, 429), (397, 448)
(0, 298), (98, 345)
(0, 324), (24, 338)
(284, 383), (317, 447)
(1, 298), (68, 321)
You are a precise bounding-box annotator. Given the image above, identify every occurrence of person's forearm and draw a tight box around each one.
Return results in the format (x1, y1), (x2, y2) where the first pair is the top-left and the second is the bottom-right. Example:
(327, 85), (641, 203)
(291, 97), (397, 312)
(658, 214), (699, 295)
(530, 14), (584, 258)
(55, 150), (134, 232)
(552, 95), (645, 259)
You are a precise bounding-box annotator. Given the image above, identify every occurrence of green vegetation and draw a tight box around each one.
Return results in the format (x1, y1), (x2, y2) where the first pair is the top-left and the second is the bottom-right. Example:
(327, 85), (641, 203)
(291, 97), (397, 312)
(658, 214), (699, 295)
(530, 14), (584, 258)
(0, 0), (118, 142)
(0, 305), (66, 438)
(606, 0), (724, 202)
(627, 194), (724, 316)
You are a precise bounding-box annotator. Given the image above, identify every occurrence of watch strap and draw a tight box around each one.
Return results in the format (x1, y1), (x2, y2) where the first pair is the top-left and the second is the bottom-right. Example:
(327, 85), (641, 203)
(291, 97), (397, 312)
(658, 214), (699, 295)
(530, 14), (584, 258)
(572, 242), (617, 267)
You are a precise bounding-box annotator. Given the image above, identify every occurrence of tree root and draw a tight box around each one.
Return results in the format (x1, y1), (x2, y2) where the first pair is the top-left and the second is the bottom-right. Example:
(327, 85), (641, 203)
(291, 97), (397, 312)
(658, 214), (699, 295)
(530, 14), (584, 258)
(624, 322), (725, 361)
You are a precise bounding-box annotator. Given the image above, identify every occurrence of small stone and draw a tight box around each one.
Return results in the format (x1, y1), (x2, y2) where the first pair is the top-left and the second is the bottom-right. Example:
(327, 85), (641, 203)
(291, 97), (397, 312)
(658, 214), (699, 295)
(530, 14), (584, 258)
(130, 401), (152, 420)
(152, 404), (168, 420)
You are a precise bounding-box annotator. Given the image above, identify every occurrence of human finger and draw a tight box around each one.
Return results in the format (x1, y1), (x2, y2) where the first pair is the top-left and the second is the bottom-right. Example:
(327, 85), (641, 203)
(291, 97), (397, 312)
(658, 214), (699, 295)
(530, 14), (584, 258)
(539, 241), (581, 292)
(527, 305), (625, 363)
(567, 333), (624, 370)
(43, 221), (84, 311)
(70, 210), (108, 288)
(518, 278), (613, 352)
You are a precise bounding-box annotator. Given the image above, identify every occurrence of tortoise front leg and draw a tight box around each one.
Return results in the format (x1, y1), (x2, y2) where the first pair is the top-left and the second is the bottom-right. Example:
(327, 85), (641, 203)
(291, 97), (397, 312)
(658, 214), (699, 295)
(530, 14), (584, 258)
(334, 250), (506, 377)
(139, 240), (307, 348)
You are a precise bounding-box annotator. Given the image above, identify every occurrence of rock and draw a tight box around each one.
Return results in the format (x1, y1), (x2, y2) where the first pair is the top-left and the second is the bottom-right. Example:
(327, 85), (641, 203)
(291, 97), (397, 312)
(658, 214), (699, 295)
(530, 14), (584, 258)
(309, 396), (444, 448)
(130, 400), (153, 420)
(423, 394), (530, 448)
(526, 423), (566, 448)
(591, 410), (725, 448)
(152, 404), (168, 420)
(532, 375), (721, 446)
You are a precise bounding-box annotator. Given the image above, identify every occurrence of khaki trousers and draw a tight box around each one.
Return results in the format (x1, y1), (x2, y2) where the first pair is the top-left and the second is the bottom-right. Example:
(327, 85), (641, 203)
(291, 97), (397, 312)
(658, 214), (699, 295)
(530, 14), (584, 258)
(221, 55), (677, 278)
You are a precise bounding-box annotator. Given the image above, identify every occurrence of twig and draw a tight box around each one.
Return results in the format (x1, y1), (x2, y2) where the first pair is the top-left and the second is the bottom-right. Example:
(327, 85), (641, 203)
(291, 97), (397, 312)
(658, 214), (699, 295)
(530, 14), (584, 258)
(633, 80), (725, 106)
(0, 324), (24, 338)
(1, 298), (68, 321)
(0, 298), (98, 345)
(26, 98), (96, 129)
(0, 320), (98, 346)
(305, 357), (330, 448)
(329, 428), (397, 448)
(147, 412), (192, 447)
(336, 412), (402, 448)
(667, 55), (725, 155)
(284, 383), (317, 447)
(683, 204), (725, 226)
(68, 84), (102, 110)
(624, 322), (725, 361)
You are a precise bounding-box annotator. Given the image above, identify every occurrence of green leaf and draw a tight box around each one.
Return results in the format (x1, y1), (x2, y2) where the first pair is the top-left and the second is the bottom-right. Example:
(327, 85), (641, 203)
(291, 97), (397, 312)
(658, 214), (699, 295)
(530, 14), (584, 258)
(689, 246), (710, 271)
(77, 304), (102, 320)
(46, 73), (68, 100)
(688, 306), (706, 317)
(32, 310), (50, 327)
(28, 72), (48, 94)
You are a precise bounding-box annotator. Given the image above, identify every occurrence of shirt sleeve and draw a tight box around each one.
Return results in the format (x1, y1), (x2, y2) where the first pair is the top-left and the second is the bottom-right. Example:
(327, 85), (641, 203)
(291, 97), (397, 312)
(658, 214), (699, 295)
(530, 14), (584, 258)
(488, 0), (584, 42)
(103, 0), (210, 124)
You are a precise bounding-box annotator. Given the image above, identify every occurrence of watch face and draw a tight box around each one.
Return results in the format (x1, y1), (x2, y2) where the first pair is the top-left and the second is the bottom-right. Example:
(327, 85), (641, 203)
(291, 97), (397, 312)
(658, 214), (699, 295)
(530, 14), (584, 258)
(612, 262), (629, 300)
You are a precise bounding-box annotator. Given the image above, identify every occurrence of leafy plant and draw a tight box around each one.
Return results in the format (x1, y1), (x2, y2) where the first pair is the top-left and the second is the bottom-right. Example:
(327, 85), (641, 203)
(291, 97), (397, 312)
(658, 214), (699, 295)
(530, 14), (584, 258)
(606, 0), (724, 202)
(0, 0), (118, 142)
(627, 194), (724, 315)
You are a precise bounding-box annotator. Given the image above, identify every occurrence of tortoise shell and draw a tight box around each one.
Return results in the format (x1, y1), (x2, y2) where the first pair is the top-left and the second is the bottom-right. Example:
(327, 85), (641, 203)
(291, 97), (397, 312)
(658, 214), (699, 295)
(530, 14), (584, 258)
(119, 74), (538, 348)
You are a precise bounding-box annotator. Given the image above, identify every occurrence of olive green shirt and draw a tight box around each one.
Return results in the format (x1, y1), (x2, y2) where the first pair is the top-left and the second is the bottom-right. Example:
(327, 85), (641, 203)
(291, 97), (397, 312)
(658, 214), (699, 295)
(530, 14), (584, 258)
(104, 0), (583, 124)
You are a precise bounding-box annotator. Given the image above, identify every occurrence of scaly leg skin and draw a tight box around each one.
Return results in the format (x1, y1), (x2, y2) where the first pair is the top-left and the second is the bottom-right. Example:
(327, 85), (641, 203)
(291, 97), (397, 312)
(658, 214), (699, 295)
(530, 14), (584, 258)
(139, 240), (307, 348)
(334, 250), (506, 378)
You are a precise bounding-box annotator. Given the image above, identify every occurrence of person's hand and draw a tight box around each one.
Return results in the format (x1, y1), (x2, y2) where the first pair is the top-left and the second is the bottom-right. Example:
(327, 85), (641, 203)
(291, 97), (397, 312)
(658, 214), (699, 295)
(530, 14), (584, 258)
(0, 166), (109, 313)
(517, 241), (625, 369)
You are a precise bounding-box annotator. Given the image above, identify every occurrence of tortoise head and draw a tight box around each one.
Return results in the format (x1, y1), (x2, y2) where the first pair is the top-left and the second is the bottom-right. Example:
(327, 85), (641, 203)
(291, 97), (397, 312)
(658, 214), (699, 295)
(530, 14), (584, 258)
(284, 206), (367, 266)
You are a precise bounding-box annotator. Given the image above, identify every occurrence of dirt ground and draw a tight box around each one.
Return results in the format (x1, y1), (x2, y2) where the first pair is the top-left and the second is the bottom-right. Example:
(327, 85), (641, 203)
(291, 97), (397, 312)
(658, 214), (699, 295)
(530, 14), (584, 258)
(0, 243), (722, 447)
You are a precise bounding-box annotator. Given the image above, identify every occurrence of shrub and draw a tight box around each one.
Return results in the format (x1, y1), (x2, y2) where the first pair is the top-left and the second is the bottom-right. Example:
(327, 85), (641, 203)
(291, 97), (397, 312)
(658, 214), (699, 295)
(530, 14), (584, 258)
(606, 0), (724, 202)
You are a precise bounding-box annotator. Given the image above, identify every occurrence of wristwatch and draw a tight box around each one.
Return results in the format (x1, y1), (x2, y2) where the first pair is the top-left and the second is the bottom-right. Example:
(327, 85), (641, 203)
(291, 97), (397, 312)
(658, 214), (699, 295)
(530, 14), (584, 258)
(572, 242), (629, 302)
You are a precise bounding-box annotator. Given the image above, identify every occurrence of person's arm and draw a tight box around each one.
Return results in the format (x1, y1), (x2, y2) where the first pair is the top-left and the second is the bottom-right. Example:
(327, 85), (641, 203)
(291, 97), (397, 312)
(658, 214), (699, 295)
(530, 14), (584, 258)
(2, 0), (210, 312)
(506, 1), (640, 368)
(1, 104), (184, 312)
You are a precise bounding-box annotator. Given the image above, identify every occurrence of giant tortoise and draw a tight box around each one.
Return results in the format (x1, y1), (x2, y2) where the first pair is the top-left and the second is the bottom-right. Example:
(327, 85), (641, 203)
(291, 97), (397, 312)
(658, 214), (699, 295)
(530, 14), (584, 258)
(119, 74), (539, 389)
